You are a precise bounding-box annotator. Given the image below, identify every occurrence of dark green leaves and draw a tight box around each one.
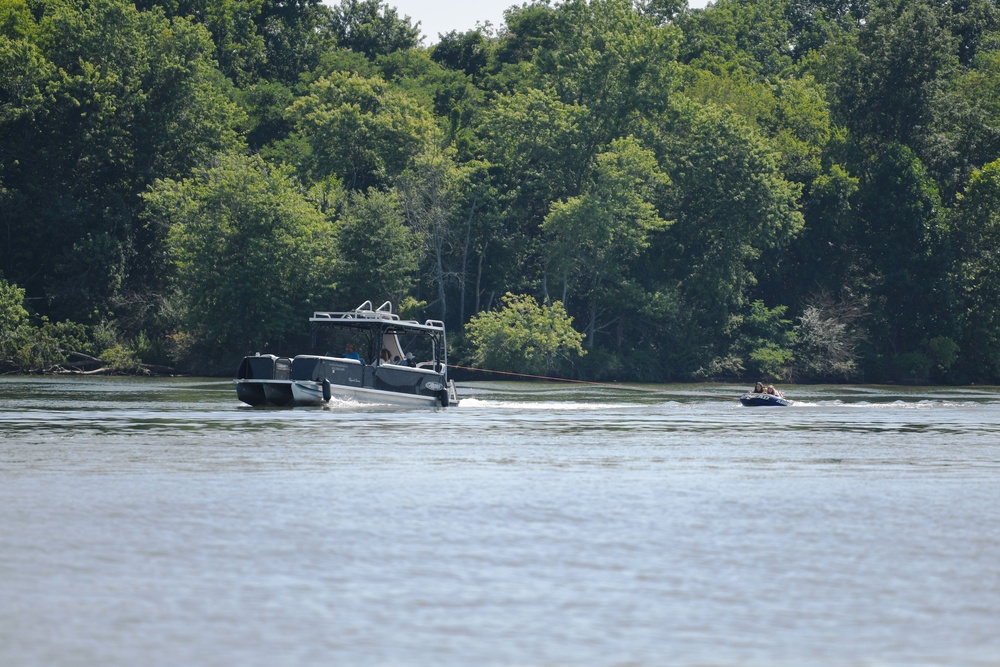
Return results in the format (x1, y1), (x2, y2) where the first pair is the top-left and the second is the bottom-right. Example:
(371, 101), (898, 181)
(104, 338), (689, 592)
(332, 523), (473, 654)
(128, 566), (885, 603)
(145, 153), (336, 372)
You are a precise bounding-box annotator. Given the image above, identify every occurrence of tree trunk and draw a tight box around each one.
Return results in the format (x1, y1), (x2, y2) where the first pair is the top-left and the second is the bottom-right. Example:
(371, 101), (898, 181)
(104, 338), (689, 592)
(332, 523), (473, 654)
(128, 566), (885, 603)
(459, 198), (477, 329)
(436, 237), (447, 322)
(475, 245), (485, 316)
(586, 300), (597, 349)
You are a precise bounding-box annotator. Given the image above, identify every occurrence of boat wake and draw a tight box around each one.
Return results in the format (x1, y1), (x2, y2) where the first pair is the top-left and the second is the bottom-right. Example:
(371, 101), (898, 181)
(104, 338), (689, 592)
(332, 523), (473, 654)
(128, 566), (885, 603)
(791, 399), (982, 410)
(456, 397), (645, 411)
(825, 399), (980, 409)
(320, 396), (426, 411)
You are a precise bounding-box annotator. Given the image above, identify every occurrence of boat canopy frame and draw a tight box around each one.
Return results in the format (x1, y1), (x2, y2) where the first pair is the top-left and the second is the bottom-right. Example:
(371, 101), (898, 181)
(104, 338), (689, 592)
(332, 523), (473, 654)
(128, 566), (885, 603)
(308, 301), (449, 371)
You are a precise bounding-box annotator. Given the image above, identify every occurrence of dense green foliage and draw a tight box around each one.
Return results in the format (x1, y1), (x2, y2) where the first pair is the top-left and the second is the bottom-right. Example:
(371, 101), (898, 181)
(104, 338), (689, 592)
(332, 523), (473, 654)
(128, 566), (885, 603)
(3, 0), (1000, 382)
(465, 293), (586, 376)
(144, 152), (337, 373)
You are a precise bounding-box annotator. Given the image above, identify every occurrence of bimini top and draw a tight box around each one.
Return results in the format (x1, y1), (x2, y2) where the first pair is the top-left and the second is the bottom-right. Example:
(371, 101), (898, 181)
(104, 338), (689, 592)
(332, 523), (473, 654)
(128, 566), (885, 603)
(310, 300), (446, 334)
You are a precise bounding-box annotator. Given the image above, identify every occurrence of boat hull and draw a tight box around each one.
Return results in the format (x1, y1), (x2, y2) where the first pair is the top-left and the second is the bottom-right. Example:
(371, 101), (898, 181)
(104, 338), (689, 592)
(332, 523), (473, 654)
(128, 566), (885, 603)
(236, 354), (454, 408)
(292, 380), (444, 408)
(235, 380), (267, 407)
(262, 380), (295, 406)
(740, 392), (791, 407)
(235, 379), (295, 406)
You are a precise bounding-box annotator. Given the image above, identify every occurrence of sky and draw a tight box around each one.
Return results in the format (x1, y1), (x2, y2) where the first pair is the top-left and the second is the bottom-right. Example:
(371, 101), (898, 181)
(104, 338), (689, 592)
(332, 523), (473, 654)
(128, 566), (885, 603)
(364, 0), (713, 44)
(388, 0), (514, 42)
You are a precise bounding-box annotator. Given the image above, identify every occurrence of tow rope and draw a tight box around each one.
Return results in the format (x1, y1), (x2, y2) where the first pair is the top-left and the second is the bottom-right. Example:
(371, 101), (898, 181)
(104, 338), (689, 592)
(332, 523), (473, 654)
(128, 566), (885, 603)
(447, 363), (740, 401)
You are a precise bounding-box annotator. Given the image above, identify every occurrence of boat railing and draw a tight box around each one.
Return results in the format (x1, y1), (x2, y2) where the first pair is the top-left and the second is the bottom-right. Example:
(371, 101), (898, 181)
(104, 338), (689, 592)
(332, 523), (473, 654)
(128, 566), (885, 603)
(310, 300), (449, 332)
(376, 362), (443, 376)
(310, 314), (448, 333)
(293, 353), (362, 366)
(312, 309), (401, 322)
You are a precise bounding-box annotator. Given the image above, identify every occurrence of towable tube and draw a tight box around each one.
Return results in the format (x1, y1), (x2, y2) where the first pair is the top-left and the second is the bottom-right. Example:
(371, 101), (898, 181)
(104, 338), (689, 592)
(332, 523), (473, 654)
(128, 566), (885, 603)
(739, 392), (791, 407)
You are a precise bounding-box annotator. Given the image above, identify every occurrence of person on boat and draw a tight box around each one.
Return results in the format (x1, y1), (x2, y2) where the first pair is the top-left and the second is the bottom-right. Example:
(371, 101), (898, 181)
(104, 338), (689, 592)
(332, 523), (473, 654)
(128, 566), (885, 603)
(343, 343), (361, 361)
(379, 348), (392, 365)
(766, 385), (784, 398)
(753, 381), (764, 394)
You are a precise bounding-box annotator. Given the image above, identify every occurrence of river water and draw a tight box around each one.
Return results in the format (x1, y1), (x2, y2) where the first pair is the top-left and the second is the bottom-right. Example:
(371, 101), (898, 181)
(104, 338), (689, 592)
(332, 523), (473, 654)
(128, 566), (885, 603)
(1, 377), (998, 666)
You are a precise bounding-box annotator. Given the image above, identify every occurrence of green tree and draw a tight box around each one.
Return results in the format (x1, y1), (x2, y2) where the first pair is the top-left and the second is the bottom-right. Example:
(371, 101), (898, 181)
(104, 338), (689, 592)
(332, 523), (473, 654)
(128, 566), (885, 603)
(135, 0), (266, 84)
(542, 136), (670, 345)
(255, 0), (335, 83)
(239, 79), (295, 151)
(327, 0), (421, 58)
(0, 278), (29, 338)
(0, 0), (241, 326)
(396, 148), (474, 323)
(495, 2), (569, 68)
(0, 278), (90, 373)
(474, 87), (591, 301)
(283, 71), (441, 191)
(835, 0), (959, 147)
(654, 99), (804, 349)
(638, 0), (689, 25)
(680, 69), (833, 186)
(856, 144), (948, 365)
(335, 188), (421, 308)
(730, 301), (797, 381)
(530, 0), (681, 147)
(465, 292), (586, 376)
(431, 28), (492, 80)
(778, 161), (861, 303)
(948, 0), (1000, 67)
(785, 0), (867, 58)
(137, 0), (335, 85)
(921, 47), (1000, 197)
(478, 87), (590, 208)
(0, 306), (36, 372)
(677, 0), (794, 78)
(372, 48), (484, 144)
(144, 153), (337, 373)
(950, 159), (1000, 380)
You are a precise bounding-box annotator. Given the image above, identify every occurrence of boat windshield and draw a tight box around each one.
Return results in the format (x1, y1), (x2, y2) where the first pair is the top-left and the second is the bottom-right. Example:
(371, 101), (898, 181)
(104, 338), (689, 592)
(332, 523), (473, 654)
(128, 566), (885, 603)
(310, 323), (444, 368)
(311, 326), (371, 361)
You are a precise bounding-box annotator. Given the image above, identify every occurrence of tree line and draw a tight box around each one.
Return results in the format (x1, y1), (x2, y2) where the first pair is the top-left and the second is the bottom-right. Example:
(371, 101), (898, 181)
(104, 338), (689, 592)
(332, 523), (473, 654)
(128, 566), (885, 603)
(2, 0), (1000, 383)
